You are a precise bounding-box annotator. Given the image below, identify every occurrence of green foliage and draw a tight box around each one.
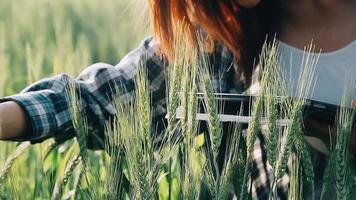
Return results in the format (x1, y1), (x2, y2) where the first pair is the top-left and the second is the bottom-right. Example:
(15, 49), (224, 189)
(0, 0), (146, 199)
(1, 1), (356, 199)
(0, 0), (147, 94)
(288, 154), (303, 200)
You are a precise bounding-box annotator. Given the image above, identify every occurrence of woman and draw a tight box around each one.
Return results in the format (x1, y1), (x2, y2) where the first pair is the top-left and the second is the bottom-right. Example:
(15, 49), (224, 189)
(0, 0), (356, 199)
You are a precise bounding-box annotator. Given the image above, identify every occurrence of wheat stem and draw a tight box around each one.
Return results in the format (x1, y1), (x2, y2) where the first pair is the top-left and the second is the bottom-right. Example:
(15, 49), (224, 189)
(0, 142), (30, 187)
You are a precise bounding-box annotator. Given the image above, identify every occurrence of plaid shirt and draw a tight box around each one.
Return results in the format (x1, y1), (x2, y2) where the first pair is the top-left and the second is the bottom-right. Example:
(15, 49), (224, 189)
(1, 37), (290, 199)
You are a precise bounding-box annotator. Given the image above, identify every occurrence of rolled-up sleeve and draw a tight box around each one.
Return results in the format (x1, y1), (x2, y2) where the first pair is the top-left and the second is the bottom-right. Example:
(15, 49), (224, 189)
(0, 37), (167, 144)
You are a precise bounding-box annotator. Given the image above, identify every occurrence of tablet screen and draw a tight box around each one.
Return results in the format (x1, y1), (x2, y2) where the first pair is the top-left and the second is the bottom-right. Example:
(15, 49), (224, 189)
(191, 93), (340, 126)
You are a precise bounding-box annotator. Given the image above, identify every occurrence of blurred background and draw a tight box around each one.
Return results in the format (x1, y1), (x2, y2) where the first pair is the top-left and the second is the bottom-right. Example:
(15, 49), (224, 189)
(0, 0), (150, 198)
(0, 0), (149, 96)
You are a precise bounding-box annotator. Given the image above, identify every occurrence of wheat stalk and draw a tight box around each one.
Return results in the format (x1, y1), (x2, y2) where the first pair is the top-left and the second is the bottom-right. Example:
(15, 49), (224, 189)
(240, 93), (264, 199)
(265, 95), (279, 168)
(201, 77), (221, 158)
(66, 81), (89, 166)
(51, 154), (82, 200)
(220, 123), (243, 199)
(43, 140), (60, 159)
(320, 151), (336, 200)
(240, 39), (282, 199)
(335, 103), (354, 199)
(104, 119), (125, 200)
(320, 82), (356, 200)
(62, 154), (82, 184)
(193, 33), (225, 199)
(200, 68), (223, 199)
(294, 122), (315, 197)
(180, 45), (203, 199)
(165, 26), (192, 137)
(0, 142), (30, 187)
(117, 103), (150, 199)
(288, 153), (303, 200)
(135, 68), (152, 151)
(113, 67), (182, 199)
(274, 107), (301, 179)
(274, 43), (318, 185)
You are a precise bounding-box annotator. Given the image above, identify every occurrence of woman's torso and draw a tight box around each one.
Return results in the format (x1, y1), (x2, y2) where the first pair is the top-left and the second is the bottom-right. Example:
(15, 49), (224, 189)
(277, 39), (356, 105)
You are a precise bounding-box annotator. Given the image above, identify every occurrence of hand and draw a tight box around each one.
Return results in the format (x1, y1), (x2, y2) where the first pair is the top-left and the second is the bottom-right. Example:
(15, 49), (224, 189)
(303, 117), (356, 155)
(303, 117), (335, 154)
(0, 101), (28, 140)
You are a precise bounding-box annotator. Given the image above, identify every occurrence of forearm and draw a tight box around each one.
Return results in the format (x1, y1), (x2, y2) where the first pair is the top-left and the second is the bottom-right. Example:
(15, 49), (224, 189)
(0, 101), (28, 140)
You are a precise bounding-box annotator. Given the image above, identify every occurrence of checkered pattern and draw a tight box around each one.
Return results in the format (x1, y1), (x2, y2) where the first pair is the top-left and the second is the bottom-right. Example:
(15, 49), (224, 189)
(0, 36), (289, 199)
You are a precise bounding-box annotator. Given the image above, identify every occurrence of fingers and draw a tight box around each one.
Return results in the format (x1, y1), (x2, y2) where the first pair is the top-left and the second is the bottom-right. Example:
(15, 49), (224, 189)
(303, 117), (336, 149)
(352, 99), (356, 107)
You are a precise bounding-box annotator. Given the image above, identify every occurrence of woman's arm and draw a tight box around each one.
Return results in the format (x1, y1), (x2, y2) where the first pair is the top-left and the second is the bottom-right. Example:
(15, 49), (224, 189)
(0, 101), (29, 140)
(0, 37), (166, 146)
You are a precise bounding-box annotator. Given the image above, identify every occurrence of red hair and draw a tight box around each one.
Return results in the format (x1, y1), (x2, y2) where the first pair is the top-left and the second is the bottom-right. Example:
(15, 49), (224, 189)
(149, 0), (281, 84)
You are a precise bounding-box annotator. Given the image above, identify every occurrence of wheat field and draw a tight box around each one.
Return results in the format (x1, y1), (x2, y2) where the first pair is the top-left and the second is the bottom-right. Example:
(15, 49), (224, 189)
(0, 0), (356, 200)
(0, 0), (148, 199)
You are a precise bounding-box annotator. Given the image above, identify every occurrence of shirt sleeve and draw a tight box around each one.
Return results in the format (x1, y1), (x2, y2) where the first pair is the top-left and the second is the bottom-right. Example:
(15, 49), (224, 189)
(0, 37), (167, 146)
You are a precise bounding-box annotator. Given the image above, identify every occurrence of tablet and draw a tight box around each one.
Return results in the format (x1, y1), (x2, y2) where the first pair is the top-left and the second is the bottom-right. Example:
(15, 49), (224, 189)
(175, 93), (340, 126)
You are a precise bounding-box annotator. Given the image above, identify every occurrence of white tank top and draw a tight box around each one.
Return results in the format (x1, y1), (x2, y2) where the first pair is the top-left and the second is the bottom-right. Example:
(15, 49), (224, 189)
(277, 40), (356, 106)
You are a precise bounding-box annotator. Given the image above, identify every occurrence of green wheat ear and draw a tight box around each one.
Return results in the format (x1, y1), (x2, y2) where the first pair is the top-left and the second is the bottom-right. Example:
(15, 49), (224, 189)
(52, 154), (82, 200)
(247, 38), (282, 158)
(320, 82), (356, 200)
(194, 33), (227, 200)
(274, 42), (318, 184)
(0, 0), (149, 198)
(112, 66), (181, 199)
(294, 122), (315, 197)
(179, 38), (203, 199)
(66, 81), (89, 165)
(320, 151), (337, 200)
(166, 27), (190, 137)
(0, 142), (30, 187)
(135, 67), (152, 151)
(265, 95), (278, 168)
(220, 122), (243, 199)
(240, 39), (282, 199)
(246, 94), (264, 155)
(43, 140), (59, 160)
(274, 108), (302, 180)
(61, 154), (82, 185)
(201, 73), (221, 158)
(288, 153), (303, 200)
(335, 103), (355, 199)
(104, 119), (125, 200)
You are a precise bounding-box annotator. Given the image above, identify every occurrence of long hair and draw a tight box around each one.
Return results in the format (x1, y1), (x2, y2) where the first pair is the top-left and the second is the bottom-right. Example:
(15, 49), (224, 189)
(149, 0), (283, 84)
